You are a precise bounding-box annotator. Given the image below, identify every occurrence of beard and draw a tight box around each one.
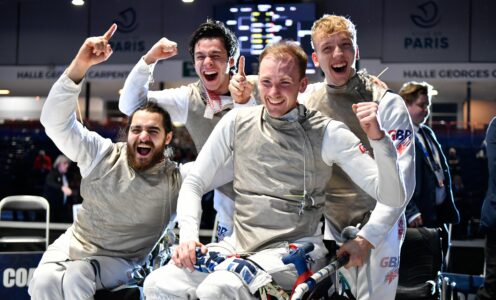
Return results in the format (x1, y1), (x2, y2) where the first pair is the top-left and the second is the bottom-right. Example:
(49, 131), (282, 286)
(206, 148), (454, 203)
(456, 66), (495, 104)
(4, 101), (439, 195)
(127, 142), (167, 172)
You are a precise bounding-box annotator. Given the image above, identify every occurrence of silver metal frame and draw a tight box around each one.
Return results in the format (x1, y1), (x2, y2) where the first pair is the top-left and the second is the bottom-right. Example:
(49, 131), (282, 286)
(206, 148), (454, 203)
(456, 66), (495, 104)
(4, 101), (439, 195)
(0, 195), (50, 249)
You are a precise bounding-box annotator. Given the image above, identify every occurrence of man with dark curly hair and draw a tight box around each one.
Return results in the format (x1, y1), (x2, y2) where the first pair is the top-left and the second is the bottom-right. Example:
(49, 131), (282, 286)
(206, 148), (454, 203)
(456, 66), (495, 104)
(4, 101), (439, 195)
(120, 19), (257, 242)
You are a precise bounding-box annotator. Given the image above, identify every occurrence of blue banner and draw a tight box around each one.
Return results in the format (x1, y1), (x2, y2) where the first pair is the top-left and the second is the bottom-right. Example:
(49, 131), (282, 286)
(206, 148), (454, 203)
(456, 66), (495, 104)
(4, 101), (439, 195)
(1, 252), (42, 299)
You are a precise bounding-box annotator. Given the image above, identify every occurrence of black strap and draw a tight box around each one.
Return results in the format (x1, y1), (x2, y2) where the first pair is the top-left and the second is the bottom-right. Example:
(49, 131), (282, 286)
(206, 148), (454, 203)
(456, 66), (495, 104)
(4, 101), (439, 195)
(343, 288), (357, 300)
(85, 258), (108, 290)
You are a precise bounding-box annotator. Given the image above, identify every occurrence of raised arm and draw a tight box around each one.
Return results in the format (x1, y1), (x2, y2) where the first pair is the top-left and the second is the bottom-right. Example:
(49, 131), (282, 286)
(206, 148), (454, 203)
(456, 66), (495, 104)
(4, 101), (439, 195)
(66, 24), (116, 83)
(356, 94), (415, 246)
(322, 102), (407, 208)
(337, 95), (415, 266)
(118, 37), (190, 123)
(41, 25), (116, 177)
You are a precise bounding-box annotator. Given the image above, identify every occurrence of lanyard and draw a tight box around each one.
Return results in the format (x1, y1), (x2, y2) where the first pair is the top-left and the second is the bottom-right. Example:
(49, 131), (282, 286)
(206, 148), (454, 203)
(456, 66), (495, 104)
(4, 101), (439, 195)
(417, 131), (440, 171)
(417, 128), (445, 187)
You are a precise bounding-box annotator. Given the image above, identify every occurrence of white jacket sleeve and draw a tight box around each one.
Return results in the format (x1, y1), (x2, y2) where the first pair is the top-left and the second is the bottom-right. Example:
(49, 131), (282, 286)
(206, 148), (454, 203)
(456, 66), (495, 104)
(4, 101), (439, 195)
(357, 92), (415, 247)
(176, 110), (236, 243)
(119, 57), (190, 124)
(180, 159), (234, 193)
(40, 74), (113, 178)
(322, 120), (407, 209)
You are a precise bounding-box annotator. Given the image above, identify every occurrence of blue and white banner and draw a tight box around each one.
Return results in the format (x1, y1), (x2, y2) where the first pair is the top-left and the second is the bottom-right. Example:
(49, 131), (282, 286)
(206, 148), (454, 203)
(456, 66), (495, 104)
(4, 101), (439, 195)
(1, 252), (43, 300)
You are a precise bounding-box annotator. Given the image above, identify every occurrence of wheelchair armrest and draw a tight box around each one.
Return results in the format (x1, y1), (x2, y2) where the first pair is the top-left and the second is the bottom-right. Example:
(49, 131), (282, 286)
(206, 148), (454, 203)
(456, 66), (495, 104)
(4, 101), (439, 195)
(395, 280), (437, 300)
(94, 286), (142, 300)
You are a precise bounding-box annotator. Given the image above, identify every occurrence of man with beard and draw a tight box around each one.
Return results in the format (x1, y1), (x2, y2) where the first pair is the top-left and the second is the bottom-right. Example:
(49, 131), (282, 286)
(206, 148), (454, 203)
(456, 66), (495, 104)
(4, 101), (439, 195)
(119, 19), (255, 242)
(142, 41), (407, 300)
(28, 24), (229, 300)
(230, 14), (415, 300)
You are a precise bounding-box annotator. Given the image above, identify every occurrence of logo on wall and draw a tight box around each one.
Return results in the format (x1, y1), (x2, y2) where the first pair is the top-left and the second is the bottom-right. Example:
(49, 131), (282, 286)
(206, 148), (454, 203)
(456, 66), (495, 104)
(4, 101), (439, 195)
(410, 1), (440, 28)
(404, 0), (448, 50)
(109, 7), (146, 53)
(114, 7), (139, 33)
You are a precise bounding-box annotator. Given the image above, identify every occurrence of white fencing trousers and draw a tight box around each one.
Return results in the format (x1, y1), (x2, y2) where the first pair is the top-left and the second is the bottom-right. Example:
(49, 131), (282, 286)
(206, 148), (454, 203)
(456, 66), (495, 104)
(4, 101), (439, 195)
(213, 189), (235, 241)
(144, 239), (328, 300)
(338, 215), (406, 300)
(28, 228), (141, 300)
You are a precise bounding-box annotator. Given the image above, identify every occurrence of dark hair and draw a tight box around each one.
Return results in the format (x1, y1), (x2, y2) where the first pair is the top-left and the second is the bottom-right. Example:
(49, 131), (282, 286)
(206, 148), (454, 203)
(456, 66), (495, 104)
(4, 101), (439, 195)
(120, 101), (173, 141)
(188, 19), (239, 72)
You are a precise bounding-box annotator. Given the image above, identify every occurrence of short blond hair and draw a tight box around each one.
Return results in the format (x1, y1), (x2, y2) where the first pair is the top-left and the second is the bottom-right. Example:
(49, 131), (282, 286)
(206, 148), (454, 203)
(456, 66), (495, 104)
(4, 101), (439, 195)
(259, 41), (308, 80)
(311, 14), (357, 50)
(399, 81), (436, 105)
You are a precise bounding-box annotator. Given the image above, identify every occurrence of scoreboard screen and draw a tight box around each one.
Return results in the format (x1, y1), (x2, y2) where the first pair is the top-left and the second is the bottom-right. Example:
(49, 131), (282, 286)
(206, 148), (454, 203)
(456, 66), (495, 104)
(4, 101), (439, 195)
(214, 2), (316, 75)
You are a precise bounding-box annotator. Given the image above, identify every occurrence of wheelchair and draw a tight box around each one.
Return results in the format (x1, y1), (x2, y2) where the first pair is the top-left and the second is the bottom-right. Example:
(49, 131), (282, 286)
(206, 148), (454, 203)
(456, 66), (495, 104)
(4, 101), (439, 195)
(94, 227), (176, 300)
(395, 227), (445, 300)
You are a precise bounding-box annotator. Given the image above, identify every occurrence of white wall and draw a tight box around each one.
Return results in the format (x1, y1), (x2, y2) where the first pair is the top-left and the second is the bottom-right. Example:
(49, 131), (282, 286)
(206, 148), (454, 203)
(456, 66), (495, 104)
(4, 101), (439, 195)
(0, 97), (106, 122)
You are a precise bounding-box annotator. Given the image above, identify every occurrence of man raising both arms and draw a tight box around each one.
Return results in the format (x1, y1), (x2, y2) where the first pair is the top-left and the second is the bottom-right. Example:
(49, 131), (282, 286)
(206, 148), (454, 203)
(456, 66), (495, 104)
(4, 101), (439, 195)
(119, 19), (257, 241)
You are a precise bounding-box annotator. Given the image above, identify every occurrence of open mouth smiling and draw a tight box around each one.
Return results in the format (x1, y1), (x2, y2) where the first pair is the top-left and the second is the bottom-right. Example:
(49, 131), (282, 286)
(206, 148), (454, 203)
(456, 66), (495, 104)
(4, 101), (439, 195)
(267, 97), (284, 105)
(331, 62), (347, 73)
(137, 146), (152, 156)
(203, 70), (218, 81)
